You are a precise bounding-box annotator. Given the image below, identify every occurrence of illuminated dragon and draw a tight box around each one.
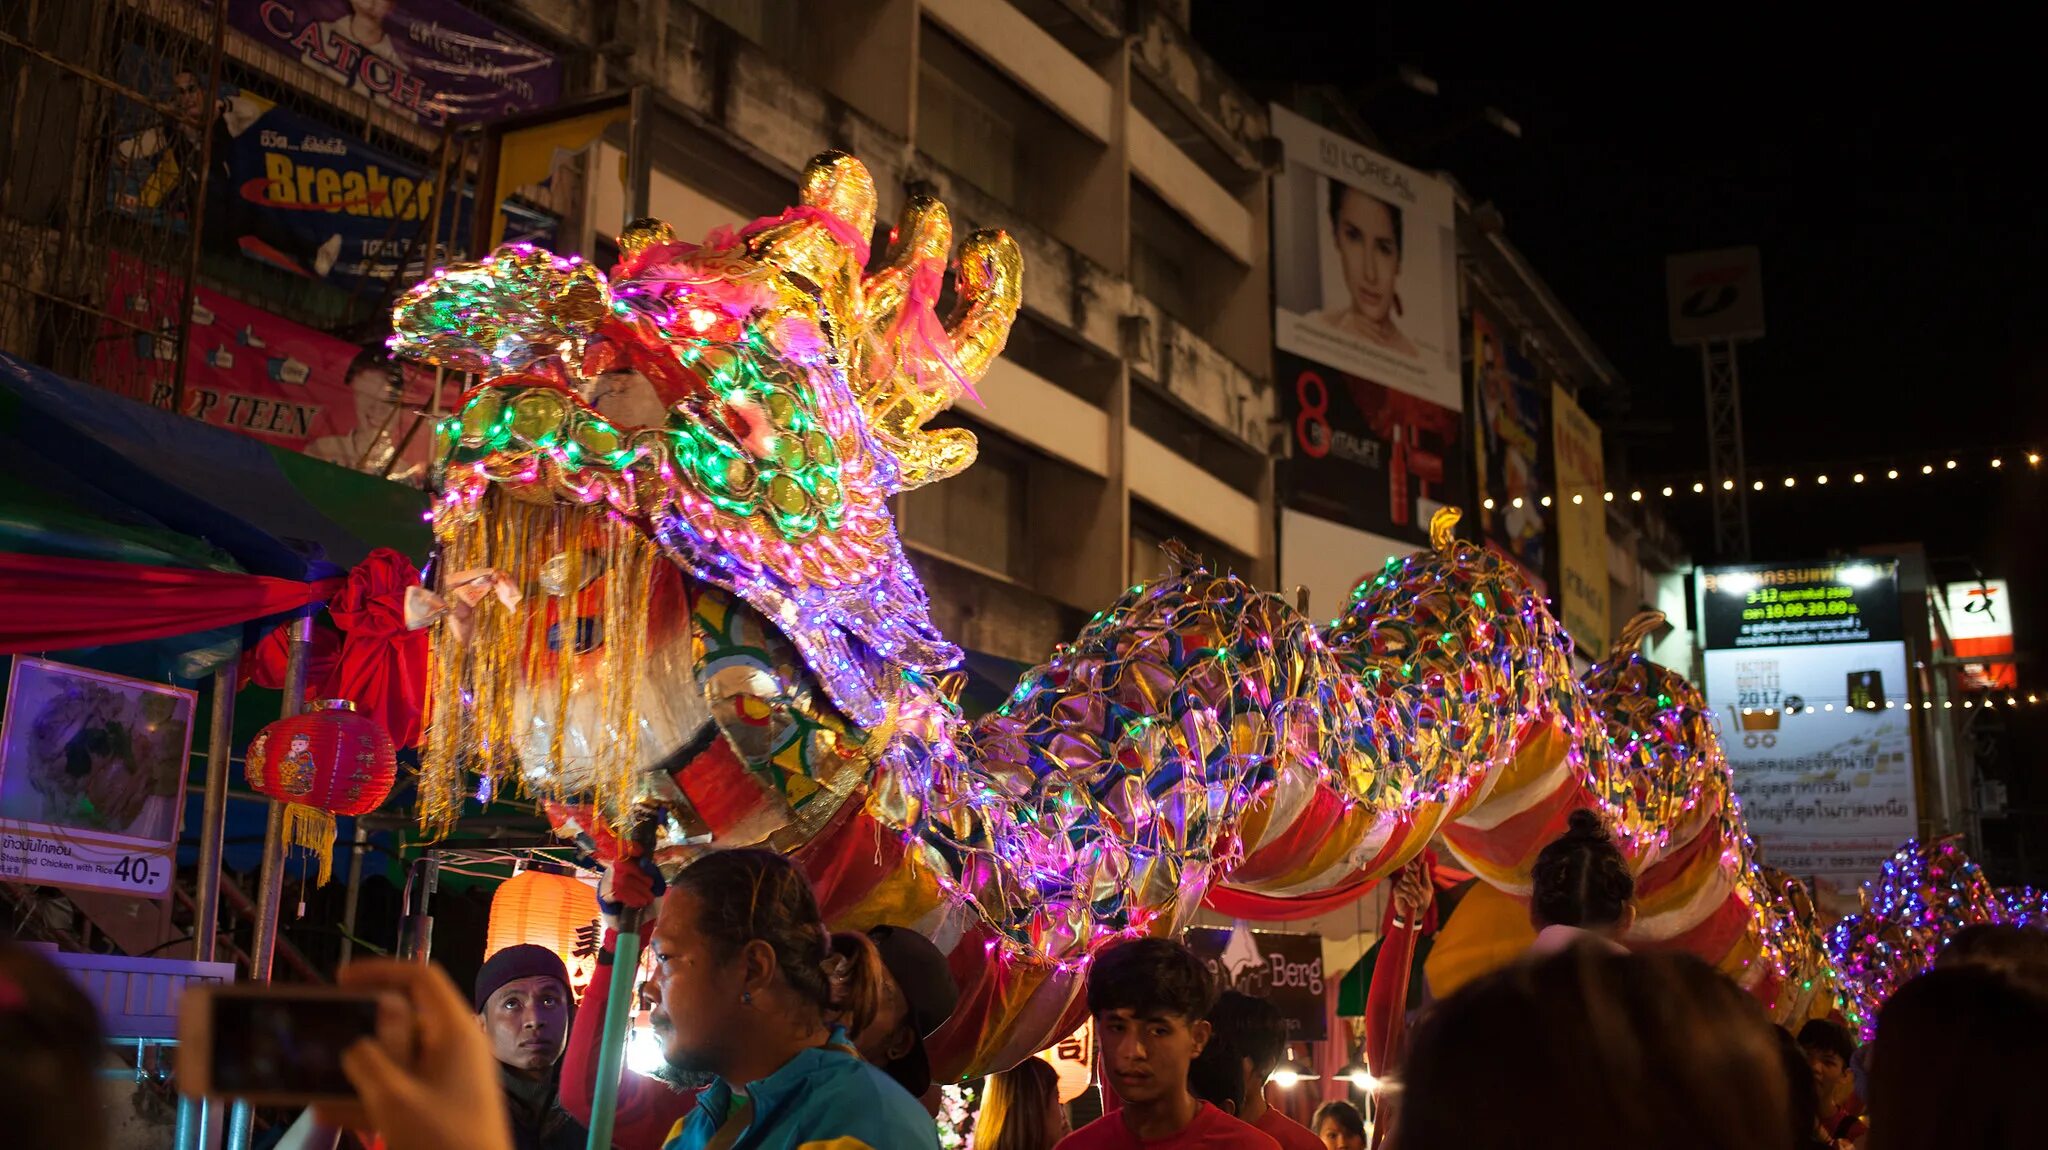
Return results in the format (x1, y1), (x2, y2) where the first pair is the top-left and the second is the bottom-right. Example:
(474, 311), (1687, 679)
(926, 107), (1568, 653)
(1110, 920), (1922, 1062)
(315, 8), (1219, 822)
(396, 152), (1847, 1077)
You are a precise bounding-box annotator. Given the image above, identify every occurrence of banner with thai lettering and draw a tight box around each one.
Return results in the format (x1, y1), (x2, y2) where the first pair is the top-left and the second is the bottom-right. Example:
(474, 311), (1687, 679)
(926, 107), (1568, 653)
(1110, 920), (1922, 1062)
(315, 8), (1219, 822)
(1470, 305), (1550, 591)
(227, 0), (562, 124)
(1550, 384), (1608, 658)
(1697, 560), (1918, 915)
(107, 45), (552, 294)
(1279, 350), (1466, 549)
(0, 659), (195, 899)
(1184, 924), (1327, 1042)
(92, 252), (456, 483)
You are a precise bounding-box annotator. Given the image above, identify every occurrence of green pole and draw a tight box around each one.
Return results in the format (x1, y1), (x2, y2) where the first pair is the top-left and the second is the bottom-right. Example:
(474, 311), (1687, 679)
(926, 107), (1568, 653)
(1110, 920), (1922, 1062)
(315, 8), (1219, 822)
(586, 912), (645, 1150)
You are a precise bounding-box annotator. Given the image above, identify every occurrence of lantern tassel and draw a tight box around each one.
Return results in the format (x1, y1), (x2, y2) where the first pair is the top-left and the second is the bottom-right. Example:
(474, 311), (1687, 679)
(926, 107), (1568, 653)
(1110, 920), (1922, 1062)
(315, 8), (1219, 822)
(284, 803), (338, 887)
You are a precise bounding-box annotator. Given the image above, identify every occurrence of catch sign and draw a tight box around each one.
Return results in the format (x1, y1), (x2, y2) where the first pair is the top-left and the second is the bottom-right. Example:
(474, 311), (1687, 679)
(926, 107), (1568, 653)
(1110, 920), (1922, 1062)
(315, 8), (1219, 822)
(1184, 924), (1327, 1041)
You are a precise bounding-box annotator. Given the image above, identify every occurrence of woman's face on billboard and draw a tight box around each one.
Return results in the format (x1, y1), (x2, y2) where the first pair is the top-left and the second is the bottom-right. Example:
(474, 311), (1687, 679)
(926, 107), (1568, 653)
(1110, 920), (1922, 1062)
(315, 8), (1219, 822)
(1334, 188), (1400, 324)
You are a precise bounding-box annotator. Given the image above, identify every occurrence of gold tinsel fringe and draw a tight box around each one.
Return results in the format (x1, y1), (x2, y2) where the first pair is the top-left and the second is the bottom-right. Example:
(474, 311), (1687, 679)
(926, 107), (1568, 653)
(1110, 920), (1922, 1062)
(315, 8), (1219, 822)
(421, 487), (657, 836)
(284, 803), (337, 887)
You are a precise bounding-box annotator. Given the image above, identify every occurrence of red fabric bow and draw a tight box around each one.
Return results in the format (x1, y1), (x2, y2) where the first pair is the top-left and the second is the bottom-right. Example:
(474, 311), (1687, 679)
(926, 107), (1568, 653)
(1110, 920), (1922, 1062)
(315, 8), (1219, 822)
(245, 549), (427, 749)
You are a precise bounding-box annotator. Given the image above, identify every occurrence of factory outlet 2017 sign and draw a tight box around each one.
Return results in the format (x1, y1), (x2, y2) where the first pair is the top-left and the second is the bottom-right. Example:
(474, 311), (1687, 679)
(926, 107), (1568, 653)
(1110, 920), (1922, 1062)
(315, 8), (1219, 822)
(1184, 924), (1327, 1042)
(1697, 560), (1916, 915)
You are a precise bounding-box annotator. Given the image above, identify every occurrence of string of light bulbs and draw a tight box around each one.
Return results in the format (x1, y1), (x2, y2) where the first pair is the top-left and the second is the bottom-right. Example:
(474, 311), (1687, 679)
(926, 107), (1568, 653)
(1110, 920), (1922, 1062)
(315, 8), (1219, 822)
(1479, 447), (2043, 513)
(1734, 693), (2042, 717)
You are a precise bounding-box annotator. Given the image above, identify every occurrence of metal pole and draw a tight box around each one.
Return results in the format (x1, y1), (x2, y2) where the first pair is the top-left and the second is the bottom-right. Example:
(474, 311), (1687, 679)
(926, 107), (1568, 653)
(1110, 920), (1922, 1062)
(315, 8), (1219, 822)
(249, 615), (314, 982)
(172, 1092), (201, 1150)
(584, 912), (645, 1150)
(626, 85), (654, 225)
(192, 654), (239, 963)
(338, 819), (369, 965)
(398, 855), (442, 962)
(168, 0), (229, 417)
(227, 1102), (254, 1150)
(1928, 648), (1959, 836)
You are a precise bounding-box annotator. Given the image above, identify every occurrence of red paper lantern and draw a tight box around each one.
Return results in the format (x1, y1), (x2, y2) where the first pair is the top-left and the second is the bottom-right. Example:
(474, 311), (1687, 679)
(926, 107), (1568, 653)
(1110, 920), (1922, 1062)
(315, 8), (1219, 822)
(488, 868), (603, 996)
(246, 699), (398, 884)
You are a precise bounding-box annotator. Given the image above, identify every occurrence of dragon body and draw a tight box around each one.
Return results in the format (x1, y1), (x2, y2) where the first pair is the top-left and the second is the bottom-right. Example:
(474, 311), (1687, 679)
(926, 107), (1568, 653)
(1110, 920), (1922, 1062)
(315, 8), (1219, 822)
(398, 153), (1861, 1078)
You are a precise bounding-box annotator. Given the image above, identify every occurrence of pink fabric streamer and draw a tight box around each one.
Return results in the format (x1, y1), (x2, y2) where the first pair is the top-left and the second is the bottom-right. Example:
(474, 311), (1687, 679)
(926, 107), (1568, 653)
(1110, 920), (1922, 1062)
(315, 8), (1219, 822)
(891, 263), (980, 406)
(739, 205), (873, 266)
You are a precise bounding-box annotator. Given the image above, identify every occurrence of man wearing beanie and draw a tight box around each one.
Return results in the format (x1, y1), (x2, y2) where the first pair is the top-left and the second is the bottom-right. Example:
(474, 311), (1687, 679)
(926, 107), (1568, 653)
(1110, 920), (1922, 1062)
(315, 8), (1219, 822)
(475, 944), (590, 1150)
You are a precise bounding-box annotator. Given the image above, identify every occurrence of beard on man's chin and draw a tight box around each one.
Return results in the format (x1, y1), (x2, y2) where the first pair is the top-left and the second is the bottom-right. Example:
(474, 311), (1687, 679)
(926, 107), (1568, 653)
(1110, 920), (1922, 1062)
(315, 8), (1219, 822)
(652, 1061), (719, 1090)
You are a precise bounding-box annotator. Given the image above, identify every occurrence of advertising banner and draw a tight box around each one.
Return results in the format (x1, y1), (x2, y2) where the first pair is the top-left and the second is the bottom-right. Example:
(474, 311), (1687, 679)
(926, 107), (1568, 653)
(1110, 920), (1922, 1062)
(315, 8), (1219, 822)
(1280, 509), (1415, 627)
(1184, 923), (1327, 1042)
(1698, 561), (1918, 914)
(1550, 385), (1609, 657)
(1934, 579), (2016, 689)
(227, 0), (563, 125)
(1270, 105), (1460, 412)
(1471, 305), (1550, 589)
(108, 46), (552, 294)
(0, 659), (196, 898)
(92, 253), (456, 482)
(1279, 350), (1465, 548)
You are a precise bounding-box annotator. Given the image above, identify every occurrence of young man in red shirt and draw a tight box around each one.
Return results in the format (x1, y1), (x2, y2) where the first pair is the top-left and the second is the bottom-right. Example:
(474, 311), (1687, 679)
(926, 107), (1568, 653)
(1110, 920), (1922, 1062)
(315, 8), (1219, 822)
(1189, 993), (1322, 1150)
(1057, 938), (1278, 1149)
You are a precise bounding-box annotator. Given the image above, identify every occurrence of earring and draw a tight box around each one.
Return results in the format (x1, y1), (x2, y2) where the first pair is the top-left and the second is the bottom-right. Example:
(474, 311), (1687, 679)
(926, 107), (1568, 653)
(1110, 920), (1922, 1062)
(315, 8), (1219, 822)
(741, 991), (752, 1006)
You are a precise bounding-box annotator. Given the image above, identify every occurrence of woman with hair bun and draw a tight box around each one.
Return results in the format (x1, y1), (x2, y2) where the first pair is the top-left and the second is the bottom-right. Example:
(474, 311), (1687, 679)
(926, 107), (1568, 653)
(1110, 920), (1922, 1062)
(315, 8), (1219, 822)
(1526, 809), (1636, 955)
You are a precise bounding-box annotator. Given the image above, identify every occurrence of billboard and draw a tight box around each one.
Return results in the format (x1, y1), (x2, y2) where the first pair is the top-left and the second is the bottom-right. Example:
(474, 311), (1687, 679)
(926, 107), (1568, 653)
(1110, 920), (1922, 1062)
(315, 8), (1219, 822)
(1471, 305), (1550, 589)
(1185, 924), (1327, 1042)
(1934, 579), (2016, 689)
(107, 46), (553, 294)
(1280, 509), (1415, 627)
(92, 253), (457, 482)
(228, 0), (563, 125)
(1551, 385), (1608, 658)
(1667, 246), (1765, 344)
(1280, 351), (1465, 548)
(0, 659), (196, 898)
(1698, 560), (1917, 914)
(1270, 105), (1460, 412)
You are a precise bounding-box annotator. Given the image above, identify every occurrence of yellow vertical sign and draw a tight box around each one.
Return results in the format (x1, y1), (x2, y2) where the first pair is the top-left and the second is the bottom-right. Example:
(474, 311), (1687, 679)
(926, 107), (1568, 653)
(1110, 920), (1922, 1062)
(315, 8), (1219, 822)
(1551, 384), (1609, 657)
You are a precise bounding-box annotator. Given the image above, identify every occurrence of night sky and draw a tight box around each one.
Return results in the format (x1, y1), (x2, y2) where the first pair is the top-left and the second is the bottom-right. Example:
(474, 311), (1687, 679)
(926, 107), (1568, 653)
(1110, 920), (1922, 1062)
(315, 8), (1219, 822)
(1194, 6), (2048, 878)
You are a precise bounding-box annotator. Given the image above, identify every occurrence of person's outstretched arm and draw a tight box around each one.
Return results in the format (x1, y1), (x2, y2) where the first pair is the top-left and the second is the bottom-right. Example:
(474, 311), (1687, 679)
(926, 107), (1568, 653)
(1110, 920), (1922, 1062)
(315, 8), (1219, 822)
(560, 855), (698, 1150)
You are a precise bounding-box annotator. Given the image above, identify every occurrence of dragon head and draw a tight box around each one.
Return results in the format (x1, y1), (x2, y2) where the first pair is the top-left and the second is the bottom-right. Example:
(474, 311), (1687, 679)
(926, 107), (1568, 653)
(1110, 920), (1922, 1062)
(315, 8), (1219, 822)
(395, 153), (1020, 844)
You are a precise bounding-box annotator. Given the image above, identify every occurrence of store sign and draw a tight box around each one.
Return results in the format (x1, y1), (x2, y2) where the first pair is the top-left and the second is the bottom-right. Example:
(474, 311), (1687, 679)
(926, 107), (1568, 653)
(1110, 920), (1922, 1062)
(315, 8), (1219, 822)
(1280, 351), (1465, 548)
(1934, 579), (2016, 689)
(1697, 561), (1916, 914)
(1270, 105), (1460, 412)
(0, 659), (196, 898)
(1471, 306), (1550, 592)
(227, 0), (563, 124)
(107, 45), (553, 293)
(1667, 246), (1765, 344)
(1185, 923), (1327, 1042)
(91, 254), (458, 482)
(1551, 385), (1608, 657)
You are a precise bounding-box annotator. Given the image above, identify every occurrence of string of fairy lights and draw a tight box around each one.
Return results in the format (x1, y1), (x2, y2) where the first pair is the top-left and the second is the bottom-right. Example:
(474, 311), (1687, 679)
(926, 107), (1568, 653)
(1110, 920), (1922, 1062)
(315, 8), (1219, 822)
(1736, 693), (2043, 717)
(1481, 446), (2043, 512)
